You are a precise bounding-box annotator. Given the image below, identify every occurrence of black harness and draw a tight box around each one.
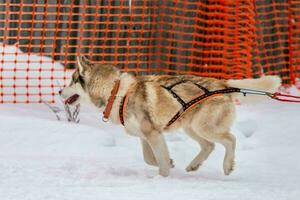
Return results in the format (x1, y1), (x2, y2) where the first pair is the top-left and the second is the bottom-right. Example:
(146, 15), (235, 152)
(161, 80), (241, 127)
(119, 96), (127, 126)
(119, 79), (242, 128)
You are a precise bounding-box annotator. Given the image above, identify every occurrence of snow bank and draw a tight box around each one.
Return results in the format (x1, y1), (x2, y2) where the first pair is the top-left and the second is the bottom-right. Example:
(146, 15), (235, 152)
(0, 43), (69, 103)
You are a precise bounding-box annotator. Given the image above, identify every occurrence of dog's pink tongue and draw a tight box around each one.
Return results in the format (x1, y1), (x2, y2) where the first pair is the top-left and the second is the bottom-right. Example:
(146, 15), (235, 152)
(65, 94), (79, 105)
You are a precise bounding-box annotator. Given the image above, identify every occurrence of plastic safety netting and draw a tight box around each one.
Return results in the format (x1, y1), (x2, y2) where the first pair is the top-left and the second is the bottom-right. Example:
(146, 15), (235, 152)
(0, 0), (299, 103)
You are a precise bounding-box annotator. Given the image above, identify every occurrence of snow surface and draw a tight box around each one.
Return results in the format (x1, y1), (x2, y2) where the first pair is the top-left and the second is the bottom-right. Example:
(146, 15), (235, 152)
(0, 99), (300, 200)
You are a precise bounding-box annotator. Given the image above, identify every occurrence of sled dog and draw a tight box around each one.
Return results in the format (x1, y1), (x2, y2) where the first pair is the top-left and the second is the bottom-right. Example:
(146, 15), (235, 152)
(60, 56), (281, 177)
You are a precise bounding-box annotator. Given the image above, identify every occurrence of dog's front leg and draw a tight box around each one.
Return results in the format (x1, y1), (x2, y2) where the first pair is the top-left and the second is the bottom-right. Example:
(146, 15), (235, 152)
(145, 131), (171, 177)
(141, 139), (158, 166)
(141, 139), (175, 168)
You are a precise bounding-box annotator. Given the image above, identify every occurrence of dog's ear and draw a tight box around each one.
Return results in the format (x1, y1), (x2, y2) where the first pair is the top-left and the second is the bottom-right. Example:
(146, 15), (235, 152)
(76, 55), (92, 75)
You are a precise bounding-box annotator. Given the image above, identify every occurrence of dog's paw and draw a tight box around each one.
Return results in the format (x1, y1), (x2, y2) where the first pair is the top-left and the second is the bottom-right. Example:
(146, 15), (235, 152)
(224, 160), (235, 176)
(169, 159), (175, 168)
(159, 168), (170, 177)
(145, 159), (174, 169)
(185, 163), (201, 172)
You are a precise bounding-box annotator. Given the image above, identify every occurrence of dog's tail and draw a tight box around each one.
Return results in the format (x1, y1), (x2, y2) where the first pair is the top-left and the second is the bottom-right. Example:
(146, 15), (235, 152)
(226, 76), (282, 104)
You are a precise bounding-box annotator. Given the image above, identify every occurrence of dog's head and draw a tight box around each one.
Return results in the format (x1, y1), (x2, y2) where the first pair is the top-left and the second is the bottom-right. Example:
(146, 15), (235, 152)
(59, 56), (120, 108)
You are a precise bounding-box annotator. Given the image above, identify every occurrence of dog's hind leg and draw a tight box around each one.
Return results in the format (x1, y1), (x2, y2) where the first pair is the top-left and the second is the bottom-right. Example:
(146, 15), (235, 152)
(184, 126), (215, 172)
(145, 131), (171, 177)
(213, 132), (236, 176)
(189, 101), (236, 175)
(196, 130), (236, 175)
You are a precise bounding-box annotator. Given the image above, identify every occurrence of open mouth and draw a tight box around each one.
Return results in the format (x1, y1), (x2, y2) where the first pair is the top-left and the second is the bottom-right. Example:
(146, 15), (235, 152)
(65, 94), (80, 105)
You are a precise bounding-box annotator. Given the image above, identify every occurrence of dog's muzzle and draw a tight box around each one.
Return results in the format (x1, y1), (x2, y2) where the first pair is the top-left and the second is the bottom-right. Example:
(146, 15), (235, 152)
(64, 94), (80, 105)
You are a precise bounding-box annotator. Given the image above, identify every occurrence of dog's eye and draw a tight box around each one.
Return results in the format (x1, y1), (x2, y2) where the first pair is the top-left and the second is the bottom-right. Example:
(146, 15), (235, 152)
(71, 72), (85, 88)
(78, 75), (85, 85)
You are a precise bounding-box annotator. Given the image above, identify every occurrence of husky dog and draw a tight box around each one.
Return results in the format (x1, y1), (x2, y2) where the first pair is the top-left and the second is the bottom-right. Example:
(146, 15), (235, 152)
(60, 56), (281, 177)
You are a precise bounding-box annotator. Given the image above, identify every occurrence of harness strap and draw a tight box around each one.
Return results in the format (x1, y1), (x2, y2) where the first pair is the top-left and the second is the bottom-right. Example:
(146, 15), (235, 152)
(119, 83), (136, 125)
(165, 87), (241, 127)
(113, 77), (300, 128)
(119, 94), (128, 125)
(162, 80), (210, 107)
(194, 83), (210, 93)
(162, 86), (186, 106)
(271, 92), (300, 103)
(118, 82), (240, 128)
(164, 79), (209, 93)
(165, 80), (188, 90)
(106, 79), (300, 127)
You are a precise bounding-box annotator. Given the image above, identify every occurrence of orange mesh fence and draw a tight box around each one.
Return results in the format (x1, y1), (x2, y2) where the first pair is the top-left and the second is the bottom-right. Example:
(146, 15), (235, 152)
(291, 1), (300, 83)
(0, 0), (299, 103)
(253, 0), (300, 84)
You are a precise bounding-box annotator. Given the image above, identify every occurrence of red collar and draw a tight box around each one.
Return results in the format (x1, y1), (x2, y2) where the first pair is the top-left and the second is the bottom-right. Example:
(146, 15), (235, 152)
(102, 79), (121, 122)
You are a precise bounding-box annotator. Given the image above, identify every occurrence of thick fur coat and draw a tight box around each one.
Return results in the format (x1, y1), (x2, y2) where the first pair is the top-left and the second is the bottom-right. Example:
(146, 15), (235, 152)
(60, 56), (281, 177)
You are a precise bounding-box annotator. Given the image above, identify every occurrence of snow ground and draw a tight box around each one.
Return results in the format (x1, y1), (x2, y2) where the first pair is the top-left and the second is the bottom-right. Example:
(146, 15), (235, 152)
(0, 100), (300, 200)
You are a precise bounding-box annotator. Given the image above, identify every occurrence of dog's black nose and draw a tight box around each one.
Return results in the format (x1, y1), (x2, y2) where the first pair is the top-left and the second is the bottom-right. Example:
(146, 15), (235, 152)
(58, 89), (62, 95)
